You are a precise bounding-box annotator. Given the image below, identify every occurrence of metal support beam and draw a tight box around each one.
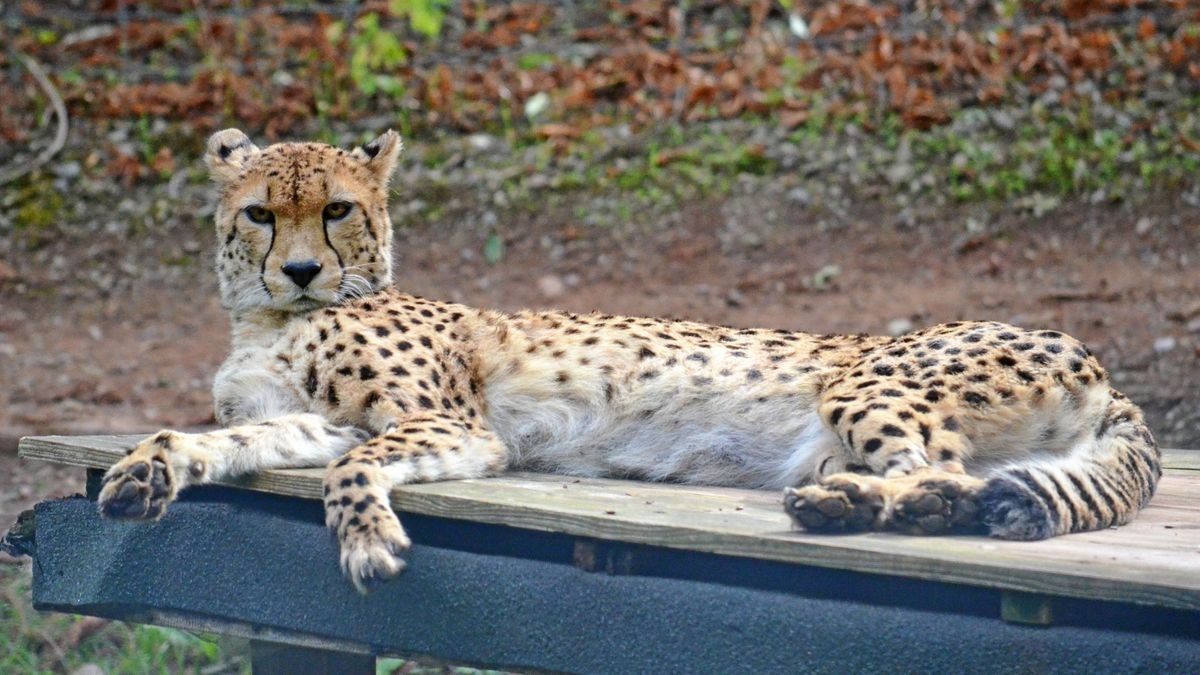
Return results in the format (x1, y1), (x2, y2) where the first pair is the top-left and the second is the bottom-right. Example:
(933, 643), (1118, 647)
(1001, 591), (1054, 626)
(250, 640), (374, 675)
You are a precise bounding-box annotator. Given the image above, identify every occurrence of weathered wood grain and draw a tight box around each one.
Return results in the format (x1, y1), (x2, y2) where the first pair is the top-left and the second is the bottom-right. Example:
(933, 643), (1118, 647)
(18, 435), (1200, 611)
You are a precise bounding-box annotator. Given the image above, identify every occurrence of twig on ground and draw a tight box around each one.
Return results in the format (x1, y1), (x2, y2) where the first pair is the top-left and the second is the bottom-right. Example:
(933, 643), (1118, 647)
(0, 52), (70, 187)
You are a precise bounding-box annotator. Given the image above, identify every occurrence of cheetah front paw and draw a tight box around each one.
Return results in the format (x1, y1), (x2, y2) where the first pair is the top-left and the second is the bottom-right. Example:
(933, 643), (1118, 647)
(784, 474), (885, 532)
(98, 433), (181, 519)
(324, 478), (411, 593)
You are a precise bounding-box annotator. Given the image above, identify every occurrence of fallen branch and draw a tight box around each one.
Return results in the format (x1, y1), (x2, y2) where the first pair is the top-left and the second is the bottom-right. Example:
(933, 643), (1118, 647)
(0, 52), (69, 186)
(1038, 289), (1122, 304)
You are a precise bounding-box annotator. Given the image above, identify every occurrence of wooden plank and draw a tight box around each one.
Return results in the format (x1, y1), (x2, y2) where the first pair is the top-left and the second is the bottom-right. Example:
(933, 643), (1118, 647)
(1164, 448), (1200, 472)
(18, 435), (1200, 612)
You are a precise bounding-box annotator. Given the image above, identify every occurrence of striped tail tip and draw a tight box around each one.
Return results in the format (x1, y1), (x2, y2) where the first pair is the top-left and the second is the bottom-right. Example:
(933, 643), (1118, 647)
(976, 473), (1057, 541)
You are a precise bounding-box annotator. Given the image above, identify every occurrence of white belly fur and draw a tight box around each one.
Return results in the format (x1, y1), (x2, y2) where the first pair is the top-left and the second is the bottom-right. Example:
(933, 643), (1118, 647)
(484, 382), (839, 489)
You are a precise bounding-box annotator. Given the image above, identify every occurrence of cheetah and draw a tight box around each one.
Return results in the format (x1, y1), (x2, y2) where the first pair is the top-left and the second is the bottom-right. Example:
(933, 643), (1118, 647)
(98, 129), (1161, 592)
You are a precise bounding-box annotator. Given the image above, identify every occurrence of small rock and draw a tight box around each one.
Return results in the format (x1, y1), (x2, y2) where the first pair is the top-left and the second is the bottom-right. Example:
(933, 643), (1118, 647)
(70, 665), (105, 675)
(887, 317), (915, 336)
(1135, 217), (1155, 235)
(1153, 336), (1177, 354)
(537, 274), (566, 298)
(467, 134), (498, 152)
(991, 110), (1015, 130)
(811, 264), (840, 291)
(787, 187), (811, 205)
(886, 162), (914, 185)
(53, 161), (81, 180)
(1166, 302), (1200, 323)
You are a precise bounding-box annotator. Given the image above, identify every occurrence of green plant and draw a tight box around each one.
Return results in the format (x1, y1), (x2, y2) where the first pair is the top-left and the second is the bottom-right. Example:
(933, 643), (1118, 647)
(330, 13), (409, 98)
(390, 0), (453, 39)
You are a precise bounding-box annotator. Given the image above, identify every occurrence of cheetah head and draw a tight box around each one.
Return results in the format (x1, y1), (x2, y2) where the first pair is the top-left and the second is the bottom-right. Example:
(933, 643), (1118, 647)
(204, 128), (402, 314)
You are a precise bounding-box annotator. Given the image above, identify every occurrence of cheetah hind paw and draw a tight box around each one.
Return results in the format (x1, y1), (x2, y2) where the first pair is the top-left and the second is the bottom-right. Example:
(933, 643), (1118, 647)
(890, 477), (984, 535)
(784, 474), (884, 533)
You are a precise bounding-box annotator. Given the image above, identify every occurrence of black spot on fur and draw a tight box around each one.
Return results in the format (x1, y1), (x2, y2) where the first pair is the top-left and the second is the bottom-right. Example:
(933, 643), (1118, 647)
(306, 365), (319, 396)
(963, 392), (990, 407)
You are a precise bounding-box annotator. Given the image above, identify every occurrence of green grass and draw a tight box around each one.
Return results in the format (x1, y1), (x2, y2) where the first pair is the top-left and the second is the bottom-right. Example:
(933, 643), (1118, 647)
(1, 563), (247, 674)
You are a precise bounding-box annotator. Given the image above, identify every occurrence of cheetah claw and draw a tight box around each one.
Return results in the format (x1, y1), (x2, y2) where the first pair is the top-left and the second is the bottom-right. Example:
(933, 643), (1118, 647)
(330, 500), (412, 593)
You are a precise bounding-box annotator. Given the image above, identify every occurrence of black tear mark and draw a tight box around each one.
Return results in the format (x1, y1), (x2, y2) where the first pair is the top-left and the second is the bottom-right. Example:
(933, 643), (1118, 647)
(364, 212), (377, 242)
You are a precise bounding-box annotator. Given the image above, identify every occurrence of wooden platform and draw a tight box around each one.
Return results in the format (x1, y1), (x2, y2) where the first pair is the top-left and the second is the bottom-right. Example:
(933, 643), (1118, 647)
(18, 435), (1200, 612)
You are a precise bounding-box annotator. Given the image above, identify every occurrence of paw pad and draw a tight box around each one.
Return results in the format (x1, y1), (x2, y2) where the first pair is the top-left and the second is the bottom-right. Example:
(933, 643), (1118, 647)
(785, 483), (882, 533)
(893, 479), (981, 534)
(99, 457), (173, 520)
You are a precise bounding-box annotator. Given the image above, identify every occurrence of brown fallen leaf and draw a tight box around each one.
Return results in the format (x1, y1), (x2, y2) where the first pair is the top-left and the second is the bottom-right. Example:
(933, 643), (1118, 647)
(62, 616), (110, 650)
(534, 123), (580, 140)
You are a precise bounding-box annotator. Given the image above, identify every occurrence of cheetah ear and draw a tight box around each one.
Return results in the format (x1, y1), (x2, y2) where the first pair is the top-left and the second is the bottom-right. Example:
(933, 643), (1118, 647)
(205, 128), (260, 184)
(351, 130), (403, 184)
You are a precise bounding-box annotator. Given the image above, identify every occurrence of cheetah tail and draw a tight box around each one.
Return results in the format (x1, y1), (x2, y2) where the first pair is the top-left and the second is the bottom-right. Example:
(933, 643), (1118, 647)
(975, 395), (1161, 540)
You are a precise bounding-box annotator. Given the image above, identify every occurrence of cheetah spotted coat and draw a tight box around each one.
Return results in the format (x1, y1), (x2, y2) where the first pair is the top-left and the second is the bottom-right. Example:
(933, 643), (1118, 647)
(98, 130), (1162, 591)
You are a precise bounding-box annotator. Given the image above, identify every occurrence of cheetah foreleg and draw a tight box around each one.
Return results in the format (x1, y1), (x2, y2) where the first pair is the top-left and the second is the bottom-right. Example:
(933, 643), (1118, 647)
(98, 414), (367, 519)
(322, 411), (509, 593)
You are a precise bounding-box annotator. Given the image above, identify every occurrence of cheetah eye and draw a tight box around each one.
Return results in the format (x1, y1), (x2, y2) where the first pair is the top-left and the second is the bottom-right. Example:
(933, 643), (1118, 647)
(323, 202), (352, 221)
(244, 205), (275, 225)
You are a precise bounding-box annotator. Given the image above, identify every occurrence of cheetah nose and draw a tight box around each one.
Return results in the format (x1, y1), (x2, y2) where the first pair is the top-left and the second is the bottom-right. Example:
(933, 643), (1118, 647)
(281, 260), (322, 288)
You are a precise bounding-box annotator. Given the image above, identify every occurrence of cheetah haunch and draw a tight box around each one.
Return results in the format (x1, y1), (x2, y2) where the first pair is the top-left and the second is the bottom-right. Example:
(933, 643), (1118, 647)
(99, 129), (1161, 592)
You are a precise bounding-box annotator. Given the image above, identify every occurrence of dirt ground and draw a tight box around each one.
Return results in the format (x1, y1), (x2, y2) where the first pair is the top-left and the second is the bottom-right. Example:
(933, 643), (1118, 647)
(2, 192), (1198, 528)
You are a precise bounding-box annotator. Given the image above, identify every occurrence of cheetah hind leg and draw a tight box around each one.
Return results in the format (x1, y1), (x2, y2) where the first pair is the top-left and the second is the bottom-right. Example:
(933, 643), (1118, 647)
(785, 471), (987, 535)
